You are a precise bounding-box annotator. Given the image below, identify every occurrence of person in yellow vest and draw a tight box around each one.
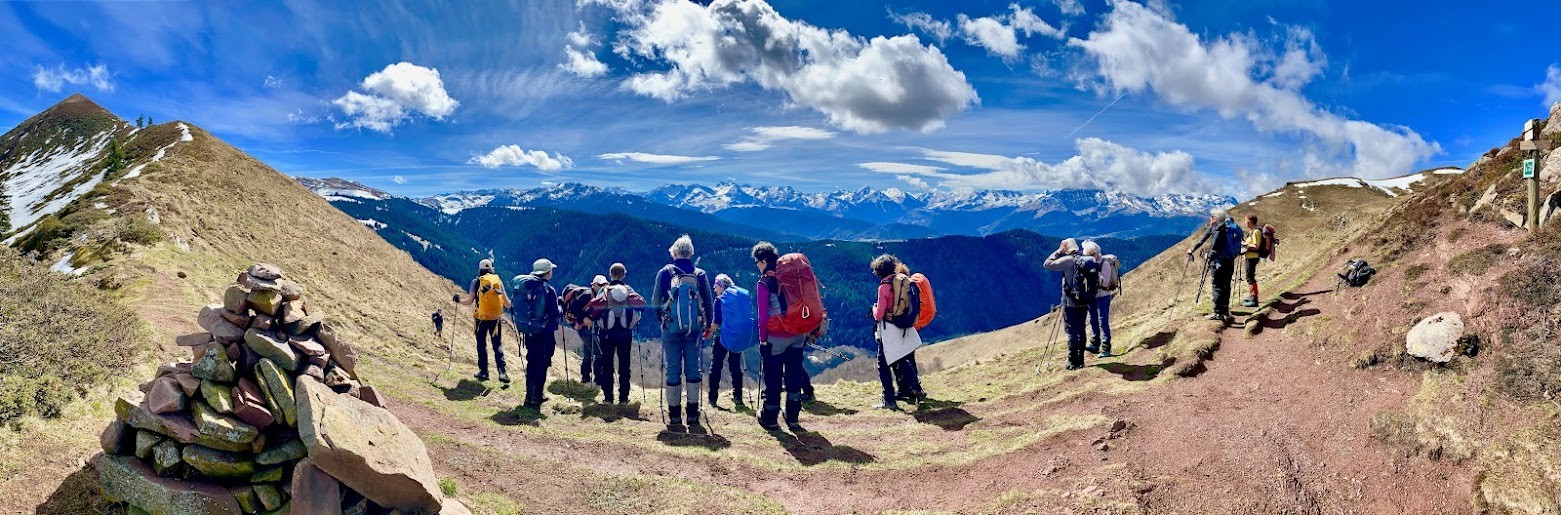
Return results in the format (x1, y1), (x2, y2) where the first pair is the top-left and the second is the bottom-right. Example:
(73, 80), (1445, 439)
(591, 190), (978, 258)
(1240, 214), (1264, 308)
(456, 259), (513, 383)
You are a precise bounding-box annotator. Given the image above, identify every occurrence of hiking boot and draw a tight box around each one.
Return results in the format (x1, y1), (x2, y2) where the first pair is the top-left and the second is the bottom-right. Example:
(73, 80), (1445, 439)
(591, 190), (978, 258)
(1205, 313), (1223, 321)
(686, 403), (702, 427)
(474, 371), (490, 382)
(784, 400), (803, 431)
(799, 390), (816, 404)
(759, 406), (781, 431)
(668, 406), (684, 428)
(498, 372), (511, 384)
(873, 401), (902, 411)
(1086, 336), (1100, 354)
(1098, 340), (1112, 358)
(1242, 297), (1259, 308)
(733, 398), (748, 411)
(708, 386), (720, 408)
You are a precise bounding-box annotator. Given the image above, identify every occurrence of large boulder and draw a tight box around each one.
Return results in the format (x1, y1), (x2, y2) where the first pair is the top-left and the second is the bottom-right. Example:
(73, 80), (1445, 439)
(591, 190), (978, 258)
(256, 359), (298, 427)
(315, 323), (358, 378)
(198, 304), (247, 343)
(96, 453), (242, 515)
(246, 329), (300, 371)
(1407, 312), (1464, 363)
(295, 376), (443, 512)
(290, 459), (343, 515)
(1544, 102), (1561, 137)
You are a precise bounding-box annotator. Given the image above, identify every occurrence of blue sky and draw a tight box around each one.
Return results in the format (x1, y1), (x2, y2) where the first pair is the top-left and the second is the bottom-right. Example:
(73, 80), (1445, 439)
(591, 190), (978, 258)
(1, 0), (1558, 199)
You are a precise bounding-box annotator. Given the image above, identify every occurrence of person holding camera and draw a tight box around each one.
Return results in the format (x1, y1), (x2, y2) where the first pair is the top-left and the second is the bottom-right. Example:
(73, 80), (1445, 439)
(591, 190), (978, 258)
(1188, 207), (1243, 323)
(1043, 238), (1100, 370)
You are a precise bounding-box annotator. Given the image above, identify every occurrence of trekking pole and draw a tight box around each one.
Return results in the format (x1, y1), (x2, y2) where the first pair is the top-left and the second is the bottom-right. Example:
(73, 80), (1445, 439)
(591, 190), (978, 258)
(1034, 305), (1062, 373)
(657, 341), (667, 426)
(560, 326), (570, 384)
(1194, 254), (1212, 305)
(805, 342), (851, 361)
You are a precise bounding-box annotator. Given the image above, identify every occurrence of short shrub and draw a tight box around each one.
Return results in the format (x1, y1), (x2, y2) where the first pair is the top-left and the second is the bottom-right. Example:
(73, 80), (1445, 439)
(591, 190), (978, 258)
(118, 217), (163, 245)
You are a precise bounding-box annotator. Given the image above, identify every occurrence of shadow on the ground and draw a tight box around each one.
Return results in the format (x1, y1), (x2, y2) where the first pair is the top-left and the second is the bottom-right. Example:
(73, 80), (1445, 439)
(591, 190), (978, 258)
(547, 379), (601, 403)
(911, 398), (980, 431)
(802, 400), (858, 416)
(1135, 330), (1178, 352)
(38, 464), (114, 514)
(580, 402), (648, 423)
(656, 430), (732, 450)
(1280, 289), (1334, 300)
(1098, 362), (1164, 382)
(772, 430), (876, 466)
(441, 378), (491, 401)
(491, 405), (546, 426)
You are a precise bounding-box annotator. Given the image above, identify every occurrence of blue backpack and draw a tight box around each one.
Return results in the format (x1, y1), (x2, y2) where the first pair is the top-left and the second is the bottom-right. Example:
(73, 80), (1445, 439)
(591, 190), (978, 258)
(1215, 219), (1245, 260)
(718, 287), (758, 353)
(510, 275), (550, 335)
(662, 265), (705, 338)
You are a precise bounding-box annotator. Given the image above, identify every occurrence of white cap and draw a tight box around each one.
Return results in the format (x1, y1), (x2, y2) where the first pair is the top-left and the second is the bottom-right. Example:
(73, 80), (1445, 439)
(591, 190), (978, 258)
(592, 275), (609, 286)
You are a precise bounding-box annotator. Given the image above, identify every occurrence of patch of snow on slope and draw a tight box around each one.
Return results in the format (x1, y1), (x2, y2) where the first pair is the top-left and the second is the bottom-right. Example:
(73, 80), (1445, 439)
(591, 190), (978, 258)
(119, 123), (194, 183)
(50, 252), (86, 275)
(1263, 191), (1286, 198)
(404, 231), (431, 250)
(1363, 174), (1427, 198)
(357, 218), (387, 229)
(322, 195), (361, 203)
(1294, 178), (1365, 189)
(1431, 167), (1464, 175)
(4, 131), (113, 231)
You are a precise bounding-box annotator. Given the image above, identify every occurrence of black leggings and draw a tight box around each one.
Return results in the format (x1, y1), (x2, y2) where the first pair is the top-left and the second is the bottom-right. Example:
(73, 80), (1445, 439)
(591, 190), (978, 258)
(474, 319), (505, 374)
(709, 338), (744, 398)
(596, 330), (632, 400)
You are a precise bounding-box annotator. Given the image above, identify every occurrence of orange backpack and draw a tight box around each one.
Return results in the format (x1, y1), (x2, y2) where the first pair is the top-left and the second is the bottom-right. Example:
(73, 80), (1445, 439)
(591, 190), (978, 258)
(909, 273), (936, 330)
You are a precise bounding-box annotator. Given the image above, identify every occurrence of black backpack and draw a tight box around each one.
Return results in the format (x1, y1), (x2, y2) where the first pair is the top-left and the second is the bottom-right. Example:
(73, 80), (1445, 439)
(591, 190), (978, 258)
(1339, 259), (1376, 287)
(1065, 256), (1101, 304)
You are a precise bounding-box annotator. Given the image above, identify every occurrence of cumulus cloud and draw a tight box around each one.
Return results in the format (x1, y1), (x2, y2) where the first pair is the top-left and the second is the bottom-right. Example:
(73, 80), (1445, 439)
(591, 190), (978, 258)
(896, 175), (932, 190)
(726, 126), (836, 151)
(888, 9), (952, 42)
(588, 0), (978, 134)
(469, 145), (574, 171)
(1070, 2), (1438, 179)
(332, 62), (459, 133)
(1538, 64), (1561, 107)
(865, 138), (1211, 196)
(598, 152), (720, 165)
(264, 75), (284, 89)
(32, 64), (114, 92)
(562, 23), (610, 78)
(957, 4), (1065, 60)
(1054, 0), (1085, 16)
(393, 175), (407, 184)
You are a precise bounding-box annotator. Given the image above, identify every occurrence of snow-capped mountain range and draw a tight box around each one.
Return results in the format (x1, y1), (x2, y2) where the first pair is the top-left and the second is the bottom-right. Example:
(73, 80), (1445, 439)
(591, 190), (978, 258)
(410, 180), (1235, 239)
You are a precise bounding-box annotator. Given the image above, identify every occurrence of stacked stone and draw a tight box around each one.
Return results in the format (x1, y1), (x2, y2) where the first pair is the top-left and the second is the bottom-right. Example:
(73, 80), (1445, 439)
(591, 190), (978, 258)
(95, 263), (468, 515)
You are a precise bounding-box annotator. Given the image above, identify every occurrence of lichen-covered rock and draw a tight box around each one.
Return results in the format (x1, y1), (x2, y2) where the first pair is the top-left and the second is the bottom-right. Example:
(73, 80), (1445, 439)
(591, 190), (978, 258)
(182, 444), (257, 479)
(203, 380), (236, 414)
(134, 430), (163, 460)
(246, 329), (299, 371)
(193, 346), (237, 383)
(97, 453), (242, 515)
(1407, 312), (1464, 363)
(323, 367), (353, 389)
(248, 289), (283, 317)
(250, 465), (285, 483)
(223, 285), (251, 313)
(117, 398), (253, 453)
(254, 483), (285, 512)
(256, 439), (305, 466)
(193, 399), (259, 446)
(232, 485), (260, 514)
(151, 439), (184, 477)
(256, 359), (297, 427)
(101, 420), (134, 455)
(296, 376), (443, 512)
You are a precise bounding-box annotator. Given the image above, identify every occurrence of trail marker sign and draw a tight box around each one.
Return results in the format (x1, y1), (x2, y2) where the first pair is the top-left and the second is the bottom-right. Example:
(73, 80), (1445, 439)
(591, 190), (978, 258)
(1523, 158), (1536, 179)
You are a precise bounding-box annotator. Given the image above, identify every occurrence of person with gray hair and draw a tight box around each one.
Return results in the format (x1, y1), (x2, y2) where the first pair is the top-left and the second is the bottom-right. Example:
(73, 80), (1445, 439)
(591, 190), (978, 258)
(652, 235), (716, 429)
(1044, 238), (1100, 370)
(1081, 240), (1116, 357)
(707, 273), (747, 410)
(1187, 206), (1244, 323)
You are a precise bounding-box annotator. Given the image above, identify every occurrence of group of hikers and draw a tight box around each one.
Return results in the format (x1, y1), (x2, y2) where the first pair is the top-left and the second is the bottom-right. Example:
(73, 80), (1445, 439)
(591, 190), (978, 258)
(438, 209), (1275, 429)
(444, 235), (935, 433)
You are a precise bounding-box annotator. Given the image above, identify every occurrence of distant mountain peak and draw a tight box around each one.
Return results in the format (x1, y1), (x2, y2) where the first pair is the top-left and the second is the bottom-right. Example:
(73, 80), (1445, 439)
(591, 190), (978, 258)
(295, 177), (391, 201)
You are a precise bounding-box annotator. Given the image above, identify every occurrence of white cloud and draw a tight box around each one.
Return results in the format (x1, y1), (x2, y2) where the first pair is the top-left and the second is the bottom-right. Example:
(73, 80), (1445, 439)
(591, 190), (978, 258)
(598, 152), (720, 165)
(957, 4), (1065, 60)
(264, 75), (284, 89)
(563, 23), (610, 78)
(32, 64), (114, 93)
(1538, 64), (1561, 107)
(1054, 0), (1085, 16)
(393, 175), (407, 184)
(857, 162), (947, 175)
(725, 125), (836, 151)
(331, 62), (459, 133)
(896, 175), (932, 190)
(469, 145), (574, 171)
(870, 138), (1210, 196)
(888, 9), (952, 42)
(1070, 2), (1438, 179)
(590, 0), (978, 134)
(286, 109), (322, 124)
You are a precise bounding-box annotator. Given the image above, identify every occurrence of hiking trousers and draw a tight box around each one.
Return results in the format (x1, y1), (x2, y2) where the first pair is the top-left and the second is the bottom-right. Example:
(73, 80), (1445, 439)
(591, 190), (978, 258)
(875, 341), (900, 404)
(522, 330), (556, 404)
(577, 327), (599, 383)
(1210, 257), (1236, 316)
(893, 351), (923, 398)
(1245, 257), (1261, 298)
(1088, 295), (1113, 343)
(661, 331), (703, 407)
(1064, 306), (1088, 367)
(761, 343), (807, 409)
(709, 337), (743, 401)
(596, 329), (632, 402)
(474, 319), (506, 375)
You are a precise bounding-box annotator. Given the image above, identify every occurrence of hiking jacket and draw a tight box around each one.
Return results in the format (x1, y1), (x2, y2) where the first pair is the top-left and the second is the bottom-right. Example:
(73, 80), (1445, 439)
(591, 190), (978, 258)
(713, 294), (724, 326)
(1191, 217), (1238, 261)
(1242, 226), (1263, 259)
(1043, 250), (1098, 309)
(872, 281), (894, 321)
(516, 275), (561, 333)
(651, 259), (715, 329)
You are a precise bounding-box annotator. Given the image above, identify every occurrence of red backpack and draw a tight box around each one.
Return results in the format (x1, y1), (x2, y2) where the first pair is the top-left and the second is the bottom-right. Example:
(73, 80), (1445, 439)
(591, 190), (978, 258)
(765, 253), (827, 337)
(909, 273), (936, 330)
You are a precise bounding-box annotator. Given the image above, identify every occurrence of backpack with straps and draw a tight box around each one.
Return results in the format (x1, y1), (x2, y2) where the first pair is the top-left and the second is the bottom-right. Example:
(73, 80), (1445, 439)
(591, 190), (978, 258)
(474, 273), (505, 321)
(1099, 255), (1121, 292)
(909, 273), (936, 330)
(662, 265), (705, 338)
(1339, 259), (1376, 288)
(1215, 219), (1245, 260)
(560, 284), (594, 326)
(718, 286), (758, 352)
(1257, 224), (1279, 260)
(591, 284), (645, 331)
(511, 275), (550, 334)
(766, 253), (827, 337)
(1065, 256), (1101, 304)
(884, 273), (921, 330)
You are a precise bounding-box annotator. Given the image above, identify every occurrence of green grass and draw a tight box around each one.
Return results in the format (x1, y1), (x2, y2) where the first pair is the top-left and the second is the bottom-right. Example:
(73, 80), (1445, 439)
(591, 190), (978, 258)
(439, 477), (458, 497)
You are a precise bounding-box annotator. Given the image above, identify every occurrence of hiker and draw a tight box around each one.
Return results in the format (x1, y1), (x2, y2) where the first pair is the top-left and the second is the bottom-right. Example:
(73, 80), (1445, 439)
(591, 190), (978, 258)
(455, 259), (512, 383)
(708, 274), (748, 410)
(593, 263), (643, 405)
(889, 262), (926, 404)
(1043, 239), (1100, 370)
(1187, 207), (1244, 322)
(431, 308), (444, 339)
(559, 278), (605, 384)
(1082, 241), (1117, 358)
(512, 259), (562, 408)
(1239, 214), (1269, 308)
(753, 241), (817, 431)
(652, 235), (716, 429)
(871, 255), (914, 410)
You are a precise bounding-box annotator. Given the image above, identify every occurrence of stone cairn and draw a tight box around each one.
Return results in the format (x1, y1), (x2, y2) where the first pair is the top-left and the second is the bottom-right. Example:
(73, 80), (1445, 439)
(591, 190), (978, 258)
(95, 263), (470, 515)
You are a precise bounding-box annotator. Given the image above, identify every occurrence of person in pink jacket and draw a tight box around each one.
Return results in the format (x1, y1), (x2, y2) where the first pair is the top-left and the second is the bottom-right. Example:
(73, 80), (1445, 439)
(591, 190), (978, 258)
(870, 254), (905, 411)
